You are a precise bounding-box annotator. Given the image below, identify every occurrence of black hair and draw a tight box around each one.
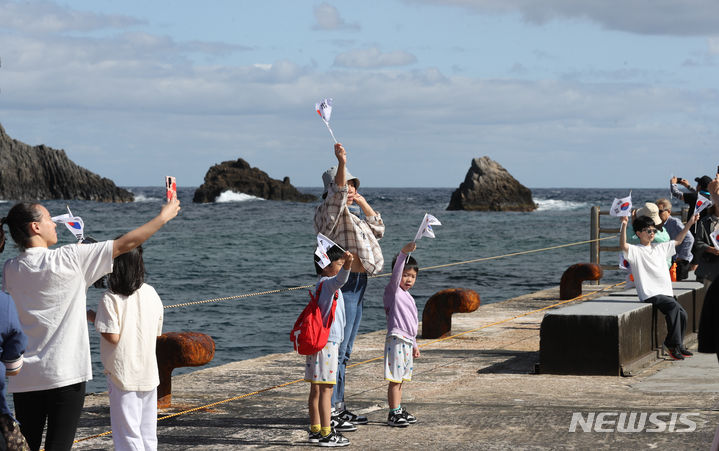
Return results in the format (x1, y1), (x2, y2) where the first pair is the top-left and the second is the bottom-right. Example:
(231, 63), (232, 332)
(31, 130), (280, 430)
(632, 216), (655, 235)
(391, 253), (419, 274)
(314, 244), (345, 275)
(107, 241), (145, 296)
(1, 202), (43, 252)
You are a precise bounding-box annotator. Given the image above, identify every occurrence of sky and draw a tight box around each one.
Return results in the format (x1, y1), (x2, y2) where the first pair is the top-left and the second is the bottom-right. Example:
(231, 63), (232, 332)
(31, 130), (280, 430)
(0, 0), (717, 188)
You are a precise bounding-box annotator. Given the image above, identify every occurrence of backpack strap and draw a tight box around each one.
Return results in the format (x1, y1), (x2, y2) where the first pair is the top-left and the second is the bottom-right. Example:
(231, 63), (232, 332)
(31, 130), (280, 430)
(309, 281), (324, 301)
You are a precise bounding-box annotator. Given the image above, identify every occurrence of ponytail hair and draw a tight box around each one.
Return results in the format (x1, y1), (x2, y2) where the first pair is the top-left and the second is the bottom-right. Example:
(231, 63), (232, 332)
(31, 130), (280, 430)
(3, 203), (42, 252)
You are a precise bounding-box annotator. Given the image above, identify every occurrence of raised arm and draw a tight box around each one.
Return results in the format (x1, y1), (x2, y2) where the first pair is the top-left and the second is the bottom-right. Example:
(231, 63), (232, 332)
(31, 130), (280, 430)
(388, 242), (416, 290)
(674, 214), (699, 247)
(619, 216), (629, 253)
(113, 196), (180, 258)
(334, 143), (347, 187)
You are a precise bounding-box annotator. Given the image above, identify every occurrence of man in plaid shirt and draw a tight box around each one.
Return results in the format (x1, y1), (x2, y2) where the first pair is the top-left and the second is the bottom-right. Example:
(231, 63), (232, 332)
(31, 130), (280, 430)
(314, 142), (384, 430)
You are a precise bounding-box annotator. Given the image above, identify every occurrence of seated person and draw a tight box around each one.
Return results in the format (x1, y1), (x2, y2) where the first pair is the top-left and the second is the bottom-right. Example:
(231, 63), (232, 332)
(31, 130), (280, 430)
(620, 213), (698, 360)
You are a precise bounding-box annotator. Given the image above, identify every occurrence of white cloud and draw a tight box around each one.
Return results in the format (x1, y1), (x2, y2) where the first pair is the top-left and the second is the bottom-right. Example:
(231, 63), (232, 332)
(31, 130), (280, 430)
(405, 0), (719, 36)
(0, 0), (716, 189)
(709, 37), (719, 54)
(2, 32), (715, 189)
(312, 3), (360, 31)
(0, 0), (142, 33)
(334, 47), (417, 68)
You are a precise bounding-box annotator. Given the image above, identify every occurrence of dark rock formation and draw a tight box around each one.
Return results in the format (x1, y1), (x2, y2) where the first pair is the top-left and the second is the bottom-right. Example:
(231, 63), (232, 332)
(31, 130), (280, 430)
(447, 156), (536, 211)
(193, 158), (316, 203)
(0, 123), (133, 202)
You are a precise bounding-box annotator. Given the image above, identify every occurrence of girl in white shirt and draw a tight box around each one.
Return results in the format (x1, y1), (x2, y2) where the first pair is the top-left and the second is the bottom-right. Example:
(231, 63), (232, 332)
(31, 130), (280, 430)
(91, 244), (163, 451)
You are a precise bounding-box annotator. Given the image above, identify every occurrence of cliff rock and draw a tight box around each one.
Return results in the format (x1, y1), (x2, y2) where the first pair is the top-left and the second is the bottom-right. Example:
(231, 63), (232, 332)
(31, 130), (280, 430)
(0, 124), (133, 202)
(193, 158), (316, 203)
(447, 156), (536, 211)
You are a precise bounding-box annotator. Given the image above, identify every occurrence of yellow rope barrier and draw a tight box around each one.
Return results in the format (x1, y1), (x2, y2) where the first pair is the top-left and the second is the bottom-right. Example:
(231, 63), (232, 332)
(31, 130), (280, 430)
(73, 279), (624, 445)
(163, 235), (618, 309)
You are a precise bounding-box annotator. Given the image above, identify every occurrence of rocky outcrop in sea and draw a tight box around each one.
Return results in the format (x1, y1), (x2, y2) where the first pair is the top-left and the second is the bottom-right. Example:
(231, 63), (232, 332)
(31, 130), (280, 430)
(447, 156), (536, 211)
(0, 123), (134, 202)
(192, 158), (317, 203)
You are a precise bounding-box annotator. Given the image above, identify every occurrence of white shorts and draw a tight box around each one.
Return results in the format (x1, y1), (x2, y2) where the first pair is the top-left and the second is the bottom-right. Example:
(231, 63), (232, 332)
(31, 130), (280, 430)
(384, 335), (414, 383)
(305, 340), (340, 384)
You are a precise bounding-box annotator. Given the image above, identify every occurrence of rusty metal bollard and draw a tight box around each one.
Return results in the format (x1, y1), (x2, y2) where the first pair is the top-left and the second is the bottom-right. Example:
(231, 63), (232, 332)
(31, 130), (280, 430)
(421, 288), (480, 339)
(559, 263), (603, 300)
(156, 332), (215, 408)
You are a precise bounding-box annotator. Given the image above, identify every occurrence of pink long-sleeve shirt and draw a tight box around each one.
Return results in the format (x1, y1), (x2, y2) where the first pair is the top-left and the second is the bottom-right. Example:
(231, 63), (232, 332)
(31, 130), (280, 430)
(383, 251), (418, 348)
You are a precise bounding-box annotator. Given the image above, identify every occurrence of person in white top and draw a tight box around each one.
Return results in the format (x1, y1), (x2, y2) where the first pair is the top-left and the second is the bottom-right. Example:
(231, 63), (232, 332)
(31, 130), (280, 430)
(0, 196), (179, 451)
(88, 243), (163, 451)
(619, 212), (697, 361)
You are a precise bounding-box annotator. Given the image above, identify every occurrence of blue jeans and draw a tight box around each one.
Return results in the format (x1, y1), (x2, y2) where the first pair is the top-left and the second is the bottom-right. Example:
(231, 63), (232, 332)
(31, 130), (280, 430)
(332, 272), (368, 409)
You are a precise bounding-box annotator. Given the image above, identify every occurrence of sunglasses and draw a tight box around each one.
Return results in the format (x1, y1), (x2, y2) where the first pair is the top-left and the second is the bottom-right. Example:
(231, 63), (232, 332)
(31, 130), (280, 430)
(643, 228), (657, 234)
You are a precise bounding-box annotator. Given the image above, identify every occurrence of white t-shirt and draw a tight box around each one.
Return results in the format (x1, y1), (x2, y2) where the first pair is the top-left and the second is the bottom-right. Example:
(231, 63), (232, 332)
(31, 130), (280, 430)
(95, 283), (163, 392)
(2, 241), (114, 392)
(624, 241), (676, 301)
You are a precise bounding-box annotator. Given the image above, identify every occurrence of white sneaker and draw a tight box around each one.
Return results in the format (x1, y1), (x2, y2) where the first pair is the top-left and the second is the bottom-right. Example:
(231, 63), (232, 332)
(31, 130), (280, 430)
(318, 429), (350, 447)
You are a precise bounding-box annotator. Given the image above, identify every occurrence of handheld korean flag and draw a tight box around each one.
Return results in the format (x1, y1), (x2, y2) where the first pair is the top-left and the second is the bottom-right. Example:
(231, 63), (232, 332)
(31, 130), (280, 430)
(618, 254), (630, 271)
(315, 98), (338, 144)
(413, 213), (442, 242)
(609, 193), (632, 217)
(51, 206), (85, 241)
(709, 228), (719, 251)
(315, 233), (344, 269)
(695, 193), (712, 215)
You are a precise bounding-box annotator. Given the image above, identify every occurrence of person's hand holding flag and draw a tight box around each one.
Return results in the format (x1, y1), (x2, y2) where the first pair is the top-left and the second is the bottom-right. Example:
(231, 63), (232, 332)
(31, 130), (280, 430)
(51, 206), (85, 241)
(695, 193), (712, 215)
(315, 98), (338, 143)
(609, 192), (632, 217)
(413, 213), (442, 242)
(407, 213), (441, 263)
(315, 233), (344, 269)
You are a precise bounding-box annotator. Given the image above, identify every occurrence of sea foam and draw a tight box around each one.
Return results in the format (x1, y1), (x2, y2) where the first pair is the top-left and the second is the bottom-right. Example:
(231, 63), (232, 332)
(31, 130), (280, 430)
(215, 191), (264, 203)
(132, 193), (161, 202)
(535, 198), (588, 211)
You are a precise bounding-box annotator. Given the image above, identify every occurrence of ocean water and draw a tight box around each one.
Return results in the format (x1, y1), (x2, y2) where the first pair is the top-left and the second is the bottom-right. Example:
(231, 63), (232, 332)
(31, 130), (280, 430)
(0, 187), (675, 393)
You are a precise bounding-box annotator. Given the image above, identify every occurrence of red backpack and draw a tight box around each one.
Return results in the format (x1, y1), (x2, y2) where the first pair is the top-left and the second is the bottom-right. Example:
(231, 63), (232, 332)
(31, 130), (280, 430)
(290, 281), (339, 355)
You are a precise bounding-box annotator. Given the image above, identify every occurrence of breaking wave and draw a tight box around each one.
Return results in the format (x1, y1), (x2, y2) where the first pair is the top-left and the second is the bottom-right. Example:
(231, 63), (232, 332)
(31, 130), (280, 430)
(215, 191), (264, 203)
(535, 198), (589, 212)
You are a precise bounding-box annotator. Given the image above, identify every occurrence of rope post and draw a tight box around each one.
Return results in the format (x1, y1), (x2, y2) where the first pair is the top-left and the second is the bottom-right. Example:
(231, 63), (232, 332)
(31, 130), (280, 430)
(590, 206), (600, 284)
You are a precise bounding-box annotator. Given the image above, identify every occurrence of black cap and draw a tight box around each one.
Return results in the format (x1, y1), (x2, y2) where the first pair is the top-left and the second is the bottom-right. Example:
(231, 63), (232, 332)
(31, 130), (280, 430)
(695, 175), (713, 192)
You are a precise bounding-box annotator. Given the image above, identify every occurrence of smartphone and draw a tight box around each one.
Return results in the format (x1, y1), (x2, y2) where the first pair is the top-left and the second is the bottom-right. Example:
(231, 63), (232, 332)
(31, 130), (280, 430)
(165, 176), (177, 202)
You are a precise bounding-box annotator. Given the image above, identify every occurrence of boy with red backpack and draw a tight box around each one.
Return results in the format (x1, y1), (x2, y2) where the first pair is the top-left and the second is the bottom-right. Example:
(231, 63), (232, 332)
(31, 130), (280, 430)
(305, 245), (353, 447)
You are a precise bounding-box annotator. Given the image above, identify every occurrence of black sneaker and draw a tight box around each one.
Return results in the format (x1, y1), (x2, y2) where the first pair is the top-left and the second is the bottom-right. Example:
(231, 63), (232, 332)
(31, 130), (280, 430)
(680, 347), (694, 357)
(318, 429), (350, 447)
(338, 409), (368, 425)
(331, 415), (357, 432)
(387, 410), (409, 427)
(664, 344), (685, 360)
(400, 407), (417, 424)
(308, 430), (322, 443)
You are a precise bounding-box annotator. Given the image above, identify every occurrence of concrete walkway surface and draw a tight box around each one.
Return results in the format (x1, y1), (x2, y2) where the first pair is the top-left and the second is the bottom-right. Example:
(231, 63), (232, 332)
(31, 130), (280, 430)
(73, 284), (719, 450)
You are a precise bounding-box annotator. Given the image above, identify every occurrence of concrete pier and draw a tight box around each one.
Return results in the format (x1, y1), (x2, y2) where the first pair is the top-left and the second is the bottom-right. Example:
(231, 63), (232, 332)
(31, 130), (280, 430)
(74, 284), (719, 450)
